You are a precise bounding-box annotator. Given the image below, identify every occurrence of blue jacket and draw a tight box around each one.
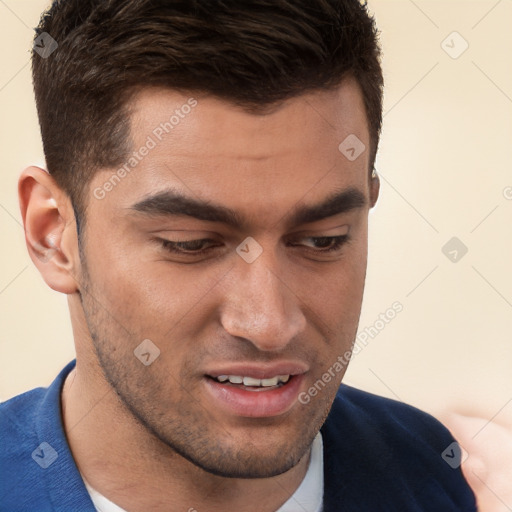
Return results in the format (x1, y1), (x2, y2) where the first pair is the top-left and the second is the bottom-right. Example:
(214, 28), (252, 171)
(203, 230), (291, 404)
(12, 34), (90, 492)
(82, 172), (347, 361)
(1, 360), (476, 511)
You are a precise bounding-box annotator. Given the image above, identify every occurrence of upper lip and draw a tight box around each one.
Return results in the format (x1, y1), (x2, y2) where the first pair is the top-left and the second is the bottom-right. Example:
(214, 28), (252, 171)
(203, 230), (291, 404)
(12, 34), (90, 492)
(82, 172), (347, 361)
(205, 361), (309, 380)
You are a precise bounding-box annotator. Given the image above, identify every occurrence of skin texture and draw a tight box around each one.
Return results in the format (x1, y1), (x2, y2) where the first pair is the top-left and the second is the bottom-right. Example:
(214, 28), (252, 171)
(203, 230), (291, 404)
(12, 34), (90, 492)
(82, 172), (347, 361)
(19, 77), (379, 512)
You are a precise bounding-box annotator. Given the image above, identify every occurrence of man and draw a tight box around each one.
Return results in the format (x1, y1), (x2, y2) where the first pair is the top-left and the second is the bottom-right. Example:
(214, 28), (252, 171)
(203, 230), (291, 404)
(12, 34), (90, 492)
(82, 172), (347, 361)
(0, 1), (476, 510)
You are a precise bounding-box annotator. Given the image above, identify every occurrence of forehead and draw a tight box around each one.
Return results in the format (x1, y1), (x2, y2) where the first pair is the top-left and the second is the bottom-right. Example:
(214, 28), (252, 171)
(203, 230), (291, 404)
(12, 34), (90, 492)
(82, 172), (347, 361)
(130, 78), (369, 162)
(90, 79), (370, 226)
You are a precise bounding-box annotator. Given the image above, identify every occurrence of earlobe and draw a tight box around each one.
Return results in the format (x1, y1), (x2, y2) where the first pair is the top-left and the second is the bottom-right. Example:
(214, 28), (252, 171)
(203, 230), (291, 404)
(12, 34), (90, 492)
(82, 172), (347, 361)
(18, 166), (80, 294)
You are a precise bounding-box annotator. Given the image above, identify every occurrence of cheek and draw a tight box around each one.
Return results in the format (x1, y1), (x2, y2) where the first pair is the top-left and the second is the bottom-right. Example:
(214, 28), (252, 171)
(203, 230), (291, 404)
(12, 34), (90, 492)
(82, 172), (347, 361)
(305, 239), (369, 364)
(303, 238), (368, 322)
(94, 255), (232, 346)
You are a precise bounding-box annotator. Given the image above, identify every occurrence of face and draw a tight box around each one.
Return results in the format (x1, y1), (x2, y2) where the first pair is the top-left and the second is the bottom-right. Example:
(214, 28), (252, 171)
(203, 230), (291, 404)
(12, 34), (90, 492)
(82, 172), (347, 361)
(78, 78), (377, 478)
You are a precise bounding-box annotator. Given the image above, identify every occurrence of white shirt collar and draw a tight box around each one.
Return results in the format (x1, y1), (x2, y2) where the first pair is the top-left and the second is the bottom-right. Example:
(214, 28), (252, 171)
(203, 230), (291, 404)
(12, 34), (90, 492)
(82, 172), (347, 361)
(276, 432), (324, 512)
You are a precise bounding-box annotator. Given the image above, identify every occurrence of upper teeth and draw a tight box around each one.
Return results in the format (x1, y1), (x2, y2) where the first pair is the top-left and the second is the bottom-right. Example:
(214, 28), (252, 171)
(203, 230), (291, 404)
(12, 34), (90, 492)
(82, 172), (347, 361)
(216, 375), (290, 387)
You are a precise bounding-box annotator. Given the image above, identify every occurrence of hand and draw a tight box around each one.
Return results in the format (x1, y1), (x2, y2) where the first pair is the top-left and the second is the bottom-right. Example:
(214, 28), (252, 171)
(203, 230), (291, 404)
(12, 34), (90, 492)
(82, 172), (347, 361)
(439, 412), (512, 512)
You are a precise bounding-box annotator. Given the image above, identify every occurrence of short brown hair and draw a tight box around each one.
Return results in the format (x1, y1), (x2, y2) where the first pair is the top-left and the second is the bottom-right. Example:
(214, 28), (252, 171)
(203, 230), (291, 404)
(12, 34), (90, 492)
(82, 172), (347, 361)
(33, 0), (383, 218)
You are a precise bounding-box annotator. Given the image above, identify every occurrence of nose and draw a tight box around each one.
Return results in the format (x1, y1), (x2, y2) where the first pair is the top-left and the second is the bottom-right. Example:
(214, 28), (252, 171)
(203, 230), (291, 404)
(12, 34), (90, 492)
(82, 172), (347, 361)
(220, 250), (307, 352)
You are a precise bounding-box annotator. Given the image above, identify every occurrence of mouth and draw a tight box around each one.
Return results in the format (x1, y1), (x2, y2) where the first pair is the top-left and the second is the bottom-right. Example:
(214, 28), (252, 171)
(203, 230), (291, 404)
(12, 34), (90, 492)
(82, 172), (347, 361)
(203, 365), (307, 418)
(207, 374), (291, 391)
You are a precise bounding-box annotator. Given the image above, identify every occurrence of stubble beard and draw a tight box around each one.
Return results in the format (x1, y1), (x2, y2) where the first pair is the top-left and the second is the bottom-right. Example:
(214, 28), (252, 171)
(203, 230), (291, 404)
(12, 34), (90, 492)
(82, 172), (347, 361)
(77, 260), (332, 479)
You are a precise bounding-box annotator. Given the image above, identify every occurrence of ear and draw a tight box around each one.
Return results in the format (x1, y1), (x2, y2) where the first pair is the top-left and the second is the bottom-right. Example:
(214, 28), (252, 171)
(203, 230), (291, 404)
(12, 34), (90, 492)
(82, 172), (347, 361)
(369, 171), (380, 208)
(18, 166), (81, 294)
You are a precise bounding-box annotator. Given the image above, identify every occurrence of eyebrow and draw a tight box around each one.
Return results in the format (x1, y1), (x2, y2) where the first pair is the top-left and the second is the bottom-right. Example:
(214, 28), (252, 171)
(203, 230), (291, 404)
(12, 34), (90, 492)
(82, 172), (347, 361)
(129, 187), (367, 229)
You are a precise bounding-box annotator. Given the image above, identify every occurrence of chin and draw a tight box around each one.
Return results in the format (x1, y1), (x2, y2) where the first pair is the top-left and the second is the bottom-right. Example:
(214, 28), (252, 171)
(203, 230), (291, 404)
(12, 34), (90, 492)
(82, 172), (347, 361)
(153, 422), (316, 480)
(183, 446), (305, 480)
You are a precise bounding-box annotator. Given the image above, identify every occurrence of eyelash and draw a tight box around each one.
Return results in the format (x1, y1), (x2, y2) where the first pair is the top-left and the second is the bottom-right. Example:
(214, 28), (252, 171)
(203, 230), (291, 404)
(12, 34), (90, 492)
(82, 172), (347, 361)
(294, 235), (349, 253)
(160, 238), (218, 255)
(159, 235), (349, 256)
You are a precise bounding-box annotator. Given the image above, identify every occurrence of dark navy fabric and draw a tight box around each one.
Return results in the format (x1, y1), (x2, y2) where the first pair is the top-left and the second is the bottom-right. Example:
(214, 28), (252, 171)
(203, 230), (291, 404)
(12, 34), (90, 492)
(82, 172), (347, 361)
(320, 386), (477, 511)
(1, 360), (476, 511)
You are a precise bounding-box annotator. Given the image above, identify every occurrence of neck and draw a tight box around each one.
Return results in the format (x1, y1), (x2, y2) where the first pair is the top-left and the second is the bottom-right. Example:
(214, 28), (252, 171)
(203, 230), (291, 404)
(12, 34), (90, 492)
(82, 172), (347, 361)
(61, 362), (312, 512)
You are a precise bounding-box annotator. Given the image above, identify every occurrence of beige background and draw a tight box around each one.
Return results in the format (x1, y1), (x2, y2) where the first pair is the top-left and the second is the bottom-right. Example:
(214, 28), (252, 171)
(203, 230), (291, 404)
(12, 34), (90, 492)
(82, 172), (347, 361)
(1, 0), (511, 429)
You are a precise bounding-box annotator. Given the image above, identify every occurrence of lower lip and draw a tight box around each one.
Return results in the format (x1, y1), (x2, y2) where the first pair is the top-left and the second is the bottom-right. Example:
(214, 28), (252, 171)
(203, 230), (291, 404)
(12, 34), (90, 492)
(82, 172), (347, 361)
(204, 375), (304, 418)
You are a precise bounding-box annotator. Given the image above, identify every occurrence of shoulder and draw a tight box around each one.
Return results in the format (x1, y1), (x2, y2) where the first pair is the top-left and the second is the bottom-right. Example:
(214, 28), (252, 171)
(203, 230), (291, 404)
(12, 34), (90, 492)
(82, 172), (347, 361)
(1, 385), (47, 424)
(0, 361), (93, 511)
(323, 384), (458, 467)
(0, 387), (52, 508)
(320, 384), (477, 511)
(0, 386), (48, 458)
(328, 384), (450, 442)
